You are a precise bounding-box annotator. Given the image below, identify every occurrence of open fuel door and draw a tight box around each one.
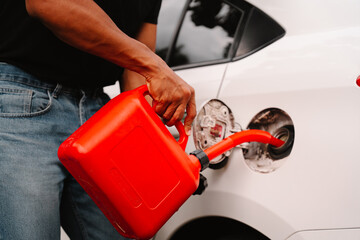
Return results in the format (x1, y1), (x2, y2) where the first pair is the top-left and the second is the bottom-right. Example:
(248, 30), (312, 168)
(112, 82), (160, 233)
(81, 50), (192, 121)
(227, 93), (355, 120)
(192, 99), (241, 169)
(193, 100), (295, 172)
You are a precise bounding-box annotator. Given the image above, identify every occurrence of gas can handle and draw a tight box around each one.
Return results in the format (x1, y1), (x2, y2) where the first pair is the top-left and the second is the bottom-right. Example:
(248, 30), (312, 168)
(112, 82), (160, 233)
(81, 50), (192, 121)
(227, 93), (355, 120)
(136, 84), (149, 96)
(174, 121), (188, 150)
(136, 85), (188, 150)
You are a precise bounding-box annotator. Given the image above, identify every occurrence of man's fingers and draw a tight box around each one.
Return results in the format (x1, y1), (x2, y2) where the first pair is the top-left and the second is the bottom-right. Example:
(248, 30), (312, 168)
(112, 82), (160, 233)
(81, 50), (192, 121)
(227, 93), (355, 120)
(184, 93), (196, 135)
(166, 103), (186, 126)
(153, 100), (169, 117)
(162, 102), (180, 122)
(147, 74), (196, 135)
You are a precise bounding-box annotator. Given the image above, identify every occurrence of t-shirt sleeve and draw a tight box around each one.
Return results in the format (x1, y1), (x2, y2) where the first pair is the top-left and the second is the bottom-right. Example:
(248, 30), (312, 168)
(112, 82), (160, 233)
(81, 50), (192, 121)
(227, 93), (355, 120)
(144, 0), (162, 24)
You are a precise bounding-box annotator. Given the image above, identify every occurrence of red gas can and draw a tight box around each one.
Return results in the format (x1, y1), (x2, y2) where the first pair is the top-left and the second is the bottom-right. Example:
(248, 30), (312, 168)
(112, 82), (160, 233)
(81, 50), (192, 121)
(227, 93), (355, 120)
(58, 85), (201, 239)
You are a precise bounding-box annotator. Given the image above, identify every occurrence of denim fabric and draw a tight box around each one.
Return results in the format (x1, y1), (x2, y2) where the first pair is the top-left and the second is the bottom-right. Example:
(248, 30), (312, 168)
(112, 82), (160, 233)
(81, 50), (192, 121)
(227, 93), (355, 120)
(0, 63), (128, 240)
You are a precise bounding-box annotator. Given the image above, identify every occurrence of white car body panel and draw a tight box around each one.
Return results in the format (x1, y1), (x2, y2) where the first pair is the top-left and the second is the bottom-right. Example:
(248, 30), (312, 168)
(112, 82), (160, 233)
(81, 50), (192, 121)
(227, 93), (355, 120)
(155, 0), (360, 239)
(247, 0), (360, 36)
(217, 14), (360, 232)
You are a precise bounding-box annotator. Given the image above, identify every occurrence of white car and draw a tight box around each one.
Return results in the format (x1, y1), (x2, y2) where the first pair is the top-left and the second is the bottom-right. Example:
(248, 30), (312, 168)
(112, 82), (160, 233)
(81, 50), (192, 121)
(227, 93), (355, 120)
(135, 0), (360, 239)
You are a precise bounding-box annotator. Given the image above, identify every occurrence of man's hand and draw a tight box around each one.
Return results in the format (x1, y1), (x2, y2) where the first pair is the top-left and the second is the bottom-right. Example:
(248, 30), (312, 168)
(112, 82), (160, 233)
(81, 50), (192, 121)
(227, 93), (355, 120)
(122, 59), (196, 135)
(145, 59), (196, 135)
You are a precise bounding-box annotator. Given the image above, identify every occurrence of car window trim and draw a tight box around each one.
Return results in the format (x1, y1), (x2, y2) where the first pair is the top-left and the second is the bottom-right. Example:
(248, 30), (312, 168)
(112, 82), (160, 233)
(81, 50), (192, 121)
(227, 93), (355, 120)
(171, 58), (230, 71)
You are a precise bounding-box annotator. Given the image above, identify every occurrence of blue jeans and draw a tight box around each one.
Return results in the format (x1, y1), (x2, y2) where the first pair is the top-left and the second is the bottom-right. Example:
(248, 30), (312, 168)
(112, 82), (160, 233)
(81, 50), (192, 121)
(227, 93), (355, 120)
(0, 63), (129, 240)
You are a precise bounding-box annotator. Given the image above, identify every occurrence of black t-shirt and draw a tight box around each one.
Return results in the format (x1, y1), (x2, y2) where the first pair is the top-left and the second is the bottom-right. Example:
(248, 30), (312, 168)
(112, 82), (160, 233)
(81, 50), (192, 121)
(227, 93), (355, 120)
(0, 0), (162, 88)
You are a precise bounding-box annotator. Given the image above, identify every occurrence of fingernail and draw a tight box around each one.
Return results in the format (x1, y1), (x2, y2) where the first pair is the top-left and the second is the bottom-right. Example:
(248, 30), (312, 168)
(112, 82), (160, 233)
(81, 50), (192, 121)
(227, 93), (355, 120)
(186, 129), (191, 136)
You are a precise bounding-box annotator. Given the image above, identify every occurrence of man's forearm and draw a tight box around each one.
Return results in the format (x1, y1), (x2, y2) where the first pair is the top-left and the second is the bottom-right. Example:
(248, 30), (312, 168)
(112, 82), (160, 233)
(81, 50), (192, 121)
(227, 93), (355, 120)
(25, 0), (159, 79)
(26, 0), (197, 134)
(121, 23), (157, 93)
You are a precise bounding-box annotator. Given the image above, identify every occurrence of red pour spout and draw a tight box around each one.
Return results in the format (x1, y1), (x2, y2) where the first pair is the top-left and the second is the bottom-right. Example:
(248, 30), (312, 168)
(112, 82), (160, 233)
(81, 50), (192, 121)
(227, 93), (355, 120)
(204, 130), (284, 161)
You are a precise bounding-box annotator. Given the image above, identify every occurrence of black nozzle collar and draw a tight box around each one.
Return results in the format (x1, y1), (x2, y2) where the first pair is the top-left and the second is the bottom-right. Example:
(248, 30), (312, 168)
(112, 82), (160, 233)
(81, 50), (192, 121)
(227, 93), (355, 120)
(190, 149), (209, 171)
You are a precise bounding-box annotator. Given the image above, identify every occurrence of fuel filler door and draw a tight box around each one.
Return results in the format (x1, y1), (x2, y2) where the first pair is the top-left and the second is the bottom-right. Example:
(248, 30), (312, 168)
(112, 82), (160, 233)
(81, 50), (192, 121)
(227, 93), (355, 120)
(193, 99), (294, 172)
(193, 99), (241, 169)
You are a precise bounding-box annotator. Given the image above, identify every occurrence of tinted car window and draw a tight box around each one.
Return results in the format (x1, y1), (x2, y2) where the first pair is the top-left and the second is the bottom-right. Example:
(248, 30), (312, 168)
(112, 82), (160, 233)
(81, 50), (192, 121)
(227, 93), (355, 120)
(156, 0), (285, 68)
(236, 7), (285, 58)
(168, 0), (242, 67)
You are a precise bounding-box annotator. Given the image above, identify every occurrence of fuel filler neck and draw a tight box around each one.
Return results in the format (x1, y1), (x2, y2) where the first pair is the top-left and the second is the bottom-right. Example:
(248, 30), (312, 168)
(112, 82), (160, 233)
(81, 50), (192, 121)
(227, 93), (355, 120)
(190, 130), (284, 172)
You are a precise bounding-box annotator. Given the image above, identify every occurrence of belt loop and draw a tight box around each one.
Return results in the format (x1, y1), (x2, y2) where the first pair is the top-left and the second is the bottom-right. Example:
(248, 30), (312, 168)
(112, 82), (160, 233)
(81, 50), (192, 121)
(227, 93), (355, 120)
(52, 84), (62, 98)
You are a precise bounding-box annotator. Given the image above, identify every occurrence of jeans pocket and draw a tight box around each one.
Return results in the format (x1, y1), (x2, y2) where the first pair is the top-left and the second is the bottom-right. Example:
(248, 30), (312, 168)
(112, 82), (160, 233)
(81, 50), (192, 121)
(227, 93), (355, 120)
(0, 86), (52, 118)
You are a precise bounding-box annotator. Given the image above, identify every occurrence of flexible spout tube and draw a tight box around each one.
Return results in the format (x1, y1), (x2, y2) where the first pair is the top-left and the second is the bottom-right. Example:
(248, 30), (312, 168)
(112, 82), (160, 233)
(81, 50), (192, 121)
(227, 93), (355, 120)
(204, 130), (285, 161)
